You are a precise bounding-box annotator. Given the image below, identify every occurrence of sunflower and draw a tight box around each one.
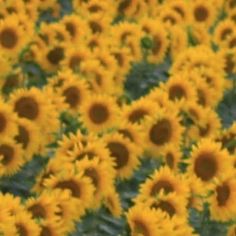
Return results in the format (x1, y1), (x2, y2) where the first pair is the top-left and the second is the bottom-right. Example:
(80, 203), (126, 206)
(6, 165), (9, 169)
(80, 94), (119, 133)
(103, 132), (140, 179)
(76, 157), (115, 208)
(135, 166), (189, 203)
(25, 190), (60, 221)
(0, 15), (26, 57)
(163, 73), (197, 107)
(220, 49), (236, 75)
(10, 88), (50, 126)
(0, 98), (18, 140)
(210, 175), (236, 222)
(214, 20), (235, 46)
(126, 204), (163, 236)
(14, 211), (40, 236)
(52, 189), (83, 233)
(168, 0), (190, 23)
(44, 167), (95, 209)
(104, 188), (122, 218)
(187, 139), (233, 187)
(216, 122), (236, 155)
(39, 219), (66, 236)
(121, 97), (158, 125)
(169, 25), (188, 60)
(191, 24), (211, 46)
(0, 138), (24, 176)
(87, 15), (111, 35)
(227, 224), (236, 236)
(14, 118), (40, 160)
(162, 144), (182, 172)
(80, 60), (115, 95)
(147, 192), (188, 219)
(57, 74), (89, 114)
(117, 0), (139, 17)
(143, 109), (184, 156)
(61, 46), (91, 73)
(190, 0), (217, 28)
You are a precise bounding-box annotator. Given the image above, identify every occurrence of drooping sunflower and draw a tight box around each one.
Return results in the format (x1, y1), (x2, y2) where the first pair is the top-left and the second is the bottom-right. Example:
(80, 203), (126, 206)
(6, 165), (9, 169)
(126, 204), (163, 236)
(161, 143), (182, 172)
(76, 157), (115, 208)
(187, 139), (233, 187)
(104, 188), (122, 218)
(143, 109), (184, 156)
(14, 118), (41, 160)
(13, 211), (41, 236)
(135, 166), (189, 203)
(213, 19), (235, 46)
(10, 88), (50, 126)
(0, 138), (24, 176)
(0, 98), (18, 140)
(103, 132), (140, 179)
(80, 94), (119, 133)
(147, 192), (188, 219)
(121, 97), (158, 125)
(210, 175), (236, 222)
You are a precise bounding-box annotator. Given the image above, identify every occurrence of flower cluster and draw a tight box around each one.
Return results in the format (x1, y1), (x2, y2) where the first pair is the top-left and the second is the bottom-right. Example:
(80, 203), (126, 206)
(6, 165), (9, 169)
(0, 0), (235, 235)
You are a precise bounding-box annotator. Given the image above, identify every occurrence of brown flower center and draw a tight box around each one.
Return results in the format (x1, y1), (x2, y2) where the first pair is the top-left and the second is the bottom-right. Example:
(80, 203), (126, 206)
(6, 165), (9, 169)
(166, 153), (174, 169)
(16, 224), (28, 236)
(0, 113), (6, 133)
(15, 125), (29, 149)
(133, 219), (150, 236)
(28, 203), (46, 218)
(216, 183), (230, 206)
(118, 0), (131, 12)
(169, 85), (186, 100)
(194, 6), (208, 22)
(69, 55), (82, 70)
(197, 89), (206, 106)
(225, 55), (234, 74)
(0, 28), (18, 49)
(65, 23), (76, 37)
(149, 119), (172, 146)
(55, 180), (81, 198)
(152, 35), (162, 55)
(151, 180), (174, 196)
(88, 5), (102, 13)
(14, 96), (39, 120)
(152, 200), (176, 217)
(89, 103), (109, 124)
(221, 28), (233, 40)
(40, 227), (52, 236)
(0, 144), (14, 165)
(229, 37), (236, 48)
(84, 168), (99, 188)
(128, 109), (148, 123)
(89, 21), (102, 34)
(194, 152), (218, 181)
(63, 86), (80, 108)
(113, 53), (124, 67)
(47, 46), (64, 65)
(118, 129), (134, 142)
(107, 142), (129, 169)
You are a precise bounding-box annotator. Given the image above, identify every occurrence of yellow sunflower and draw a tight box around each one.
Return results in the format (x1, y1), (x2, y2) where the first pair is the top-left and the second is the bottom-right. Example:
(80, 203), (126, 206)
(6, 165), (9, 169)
(135, 166), (189, 203)
(76, 157), (115, 209)
(0, 98), (18, 140)
(190, 0), (217, 28)
(210, 175), (236, 222)
(10, 88), (51, 125)
(104, 188), (122, 218)
(121, 97), (158, 125)
(14, 211), (40, 236)
(143, 109), (184, 156)
(187, 139), (233, 187)
(0, 15), (26, 58)
(14, 118), (41, 160)
(39, 219), (66, 236)
(126, 204), (164, 236)
(0, 138), (24, 176)
(103, 132), (140, 179)
(44, 167), (95, 209)
(80, 94), (119, 133)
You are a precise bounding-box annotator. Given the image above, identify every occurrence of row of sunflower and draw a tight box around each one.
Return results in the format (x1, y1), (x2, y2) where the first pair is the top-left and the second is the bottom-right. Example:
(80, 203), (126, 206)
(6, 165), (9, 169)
(0, 0), (235, 235)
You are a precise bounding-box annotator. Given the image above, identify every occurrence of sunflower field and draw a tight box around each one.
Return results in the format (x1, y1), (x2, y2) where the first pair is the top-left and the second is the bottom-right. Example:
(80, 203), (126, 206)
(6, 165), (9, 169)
(0, 0), (236, 235)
